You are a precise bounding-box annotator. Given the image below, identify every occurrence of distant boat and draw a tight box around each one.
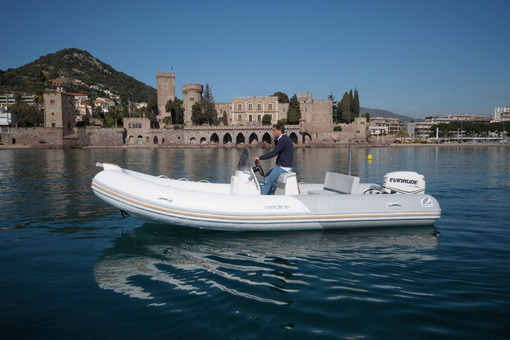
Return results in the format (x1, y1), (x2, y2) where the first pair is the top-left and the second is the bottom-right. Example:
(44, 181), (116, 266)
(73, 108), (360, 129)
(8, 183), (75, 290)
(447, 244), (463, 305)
(91, 149), (441, 231)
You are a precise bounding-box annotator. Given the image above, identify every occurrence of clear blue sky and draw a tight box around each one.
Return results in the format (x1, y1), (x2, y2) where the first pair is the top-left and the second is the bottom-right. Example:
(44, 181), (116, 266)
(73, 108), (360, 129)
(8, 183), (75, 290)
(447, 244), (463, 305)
(2, 0), (509, 119)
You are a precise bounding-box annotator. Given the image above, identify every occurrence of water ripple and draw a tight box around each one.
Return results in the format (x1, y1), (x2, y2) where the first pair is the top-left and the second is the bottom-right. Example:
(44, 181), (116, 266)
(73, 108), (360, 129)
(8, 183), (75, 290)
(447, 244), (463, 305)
(94, 225), (440, 308)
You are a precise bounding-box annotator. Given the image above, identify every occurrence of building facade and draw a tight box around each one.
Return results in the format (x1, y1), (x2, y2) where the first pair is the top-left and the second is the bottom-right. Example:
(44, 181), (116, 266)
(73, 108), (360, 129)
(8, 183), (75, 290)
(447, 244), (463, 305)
(370, 117), (401, 135)
(493, 107), (510, 122)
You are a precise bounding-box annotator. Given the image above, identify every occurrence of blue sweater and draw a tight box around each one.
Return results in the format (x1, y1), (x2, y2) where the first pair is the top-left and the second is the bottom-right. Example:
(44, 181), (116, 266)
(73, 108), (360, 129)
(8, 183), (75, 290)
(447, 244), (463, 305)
(259, 134), (294, 168)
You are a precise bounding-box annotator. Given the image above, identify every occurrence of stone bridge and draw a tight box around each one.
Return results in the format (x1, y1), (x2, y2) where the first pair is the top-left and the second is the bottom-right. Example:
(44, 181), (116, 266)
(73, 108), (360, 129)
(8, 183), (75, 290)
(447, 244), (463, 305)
(126, 125), (312, 146)
(182, 126), (310, 145)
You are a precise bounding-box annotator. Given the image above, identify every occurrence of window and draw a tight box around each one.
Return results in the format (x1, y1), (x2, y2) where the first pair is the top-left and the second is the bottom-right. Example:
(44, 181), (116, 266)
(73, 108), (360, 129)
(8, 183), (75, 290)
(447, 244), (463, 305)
(237, 104), (242, 110)
(268, 103), (273, 110)
(190, 97), (194, 102)
(258, 115), (261, 122)
(305, 108), (307, 112)
(50, 100), (55, 105)
(257, 103), (262, 110)
(248, 103), (253, 110)
(238, 115), (242, 121)
(249, 115), (252, 122)
(283, 108), (286, 112)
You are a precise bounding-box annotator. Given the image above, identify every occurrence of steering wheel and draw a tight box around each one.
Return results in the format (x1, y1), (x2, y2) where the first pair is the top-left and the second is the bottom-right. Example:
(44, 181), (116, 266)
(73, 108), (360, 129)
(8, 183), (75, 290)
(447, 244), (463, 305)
(254, 159), (265, 176)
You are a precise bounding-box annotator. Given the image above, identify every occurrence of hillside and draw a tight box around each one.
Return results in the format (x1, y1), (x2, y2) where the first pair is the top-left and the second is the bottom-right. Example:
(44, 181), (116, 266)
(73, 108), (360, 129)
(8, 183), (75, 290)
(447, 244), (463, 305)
(0, 48), (156, 102)
(360, 107), (419, 123)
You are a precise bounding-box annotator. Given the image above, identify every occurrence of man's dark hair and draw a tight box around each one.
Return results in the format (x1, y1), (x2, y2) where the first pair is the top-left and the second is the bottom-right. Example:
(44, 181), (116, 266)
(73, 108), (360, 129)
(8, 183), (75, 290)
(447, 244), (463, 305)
(273, 123), (285, 133)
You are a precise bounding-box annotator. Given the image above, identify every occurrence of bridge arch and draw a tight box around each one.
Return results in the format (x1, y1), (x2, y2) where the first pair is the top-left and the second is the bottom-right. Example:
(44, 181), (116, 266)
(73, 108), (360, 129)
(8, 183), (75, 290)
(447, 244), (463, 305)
(289, 132), (298, 144)
(211, 133), (219, 144)
(153, 136), (159, 144)
(262, 132), (272, 144)
(249, 133), (258, 144)
(236, 133), (245, 145)
(223, 133), (232, 145)
(200, 137), (207, 144)
(303, 132), (312, 143)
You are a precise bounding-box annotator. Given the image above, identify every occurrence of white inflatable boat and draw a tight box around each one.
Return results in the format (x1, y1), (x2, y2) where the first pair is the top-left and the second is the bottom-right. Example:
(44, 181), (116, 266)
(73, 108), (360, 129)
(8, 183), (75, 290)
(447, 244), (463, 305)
(91, 149), (441, 231)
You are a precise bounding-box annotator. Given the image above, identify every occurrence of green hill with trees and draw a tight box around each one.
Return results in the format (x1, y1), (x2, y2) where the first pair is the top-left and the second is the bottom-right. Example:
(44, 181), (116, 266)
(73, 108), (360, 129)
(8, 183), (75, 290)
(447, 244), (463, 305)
(0, 48), (156, 102)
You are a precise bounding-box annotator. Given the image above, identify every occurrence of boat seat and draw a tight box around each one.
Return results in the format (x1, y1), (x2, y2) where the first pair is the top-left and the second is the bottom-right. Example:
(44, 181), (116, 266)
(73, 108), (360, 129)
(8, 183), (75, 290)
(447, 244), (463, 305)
(308, 172), (360, 195)
(274, 172), (300, 195)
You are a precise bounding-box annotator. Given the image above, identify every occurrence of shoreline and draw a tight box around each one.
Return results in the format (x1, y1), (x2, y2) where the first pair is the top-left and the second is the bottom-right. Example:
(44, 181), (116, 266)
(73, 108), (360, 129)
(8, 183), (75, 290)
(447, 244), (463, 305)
(0, 141), (508, 150)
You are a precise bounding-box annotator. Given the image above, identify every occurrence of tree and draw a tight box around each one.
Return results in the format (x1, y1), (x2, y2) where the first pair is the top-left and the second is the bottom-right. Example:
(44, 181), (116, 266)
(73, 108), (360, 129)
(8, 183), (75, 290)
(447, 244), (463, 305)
(262, 114), (272, 125)
(147, 95), (158, 116)
(340, 92), (352, 123)
(396, 128), (409, 141)
(9, 94), (43, 127)
(287, 94), (301, 124)
(165, 98), (184, 125)
(328, 91), (339, 123)
(272, 91), (289, 103)
(353, 88), (360, 116)
(191, 102), (204, 125)
(202, 84), (217, 125)
(349, 89), (355, 115)
(222, 111), (228, 126)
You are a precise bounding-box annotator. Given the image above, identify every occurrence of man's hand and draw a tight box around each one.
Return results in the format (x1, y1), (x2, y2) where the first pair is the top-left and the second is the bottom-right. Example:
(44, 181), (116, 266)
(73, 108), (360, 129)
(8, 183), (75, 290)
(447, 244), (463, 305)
(254, 156), (260, 162)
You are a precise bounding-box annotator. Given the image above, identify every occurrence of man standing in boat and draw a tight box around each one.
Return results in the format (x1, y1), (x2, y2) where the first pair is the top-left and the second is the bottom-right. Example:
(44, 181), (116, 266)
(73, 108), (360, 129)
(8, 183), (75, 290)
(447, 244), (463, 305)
(254, 123), (294, 195)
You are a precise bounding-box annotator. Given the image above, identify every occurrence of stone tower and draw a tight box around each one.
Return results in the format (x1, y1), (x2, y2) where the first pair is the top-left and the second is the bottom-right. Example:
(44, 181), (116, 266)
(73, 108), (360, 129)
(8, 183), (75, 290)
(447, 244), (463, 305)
(44, 91), (76, 137)
(156, 72), (175, 123)
(182, 84), (203, 126)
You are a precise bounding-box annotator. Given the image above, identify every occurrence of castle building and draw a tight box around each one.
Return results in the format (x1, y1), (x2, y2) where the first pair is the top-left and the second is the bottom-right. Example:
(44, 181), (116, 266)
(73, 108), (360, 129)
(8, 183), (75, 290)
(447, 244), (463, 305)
(156, 70), (334, 134)
(156, 72), (175, 123)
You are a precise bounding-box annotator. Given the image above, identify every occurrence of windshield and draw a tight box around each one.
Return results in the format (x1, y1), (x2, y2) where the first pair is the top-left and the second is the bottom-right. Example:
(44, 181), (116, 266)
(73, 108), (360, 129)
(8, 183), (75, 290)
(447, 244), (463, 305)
(237, 149), (251, 171)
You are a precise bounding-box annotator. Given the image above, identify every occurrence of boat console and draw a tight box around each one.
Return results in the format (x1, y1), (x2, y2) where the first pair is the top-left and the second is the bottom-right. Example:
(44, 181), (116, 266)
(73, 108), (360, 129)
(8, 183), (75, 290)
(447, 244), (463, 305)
(230, 149), (260, 195)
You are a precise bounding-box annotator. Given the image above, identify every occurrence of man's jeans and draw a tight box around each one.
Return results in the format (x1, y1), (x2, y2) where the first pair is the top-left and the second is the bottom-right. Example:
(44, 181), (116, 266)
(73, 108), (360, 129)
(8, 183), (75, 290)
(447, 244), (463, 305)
(260, 165), (287, 195)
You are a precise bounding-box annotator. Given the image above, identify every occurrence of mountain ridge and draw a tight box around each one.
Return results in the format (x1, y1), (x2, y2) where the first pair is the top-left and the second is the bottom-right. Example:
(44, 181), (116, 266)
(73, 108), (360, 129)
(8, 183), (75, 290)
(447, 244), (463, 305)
(360, 107), (419, 122)
(0, 48), (156, 102)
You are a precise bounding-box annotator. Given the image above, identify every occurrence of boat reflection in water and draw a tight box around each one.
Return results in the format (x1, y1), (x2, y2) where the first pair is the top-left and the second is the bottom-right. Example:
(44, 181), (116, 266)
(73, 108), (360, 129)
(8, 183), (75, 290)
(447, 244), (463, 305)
(94, 225), (440, 307)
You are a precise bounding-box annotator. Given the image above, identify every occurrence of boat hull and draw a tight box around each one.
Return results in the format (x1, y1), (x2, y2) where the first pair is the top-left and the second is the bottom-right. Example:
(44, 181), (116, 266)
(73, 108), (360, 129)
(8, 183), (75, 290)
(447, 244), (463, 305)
(91, 165), (441, 231)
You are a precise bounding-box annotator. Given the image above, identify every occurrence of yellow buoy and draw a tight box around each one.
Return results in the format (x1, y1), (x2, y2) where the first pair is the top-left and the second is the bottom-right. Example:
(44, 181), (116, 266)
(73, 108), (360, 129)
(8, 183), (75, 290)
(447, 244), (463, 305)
(367, 154), (372, 161)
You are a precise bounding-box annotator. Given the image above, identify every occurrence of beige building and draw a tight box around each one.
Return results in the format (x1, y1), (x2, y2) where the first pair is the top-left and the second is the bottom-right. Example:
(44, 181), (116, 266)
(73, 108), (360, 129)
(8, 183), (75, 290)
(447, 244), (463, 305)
(216, 92), (333, 133)
(229, 95), (280, 125)
(370, 117), (401, 135)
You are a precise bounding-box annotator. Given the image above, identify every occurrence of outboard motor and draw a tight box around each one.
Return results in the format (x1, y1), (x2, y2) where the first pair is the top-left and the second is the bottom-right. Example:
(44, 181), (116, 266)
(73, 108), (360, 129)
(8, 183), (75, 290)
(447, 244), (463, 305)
(382, 171), (426, 194)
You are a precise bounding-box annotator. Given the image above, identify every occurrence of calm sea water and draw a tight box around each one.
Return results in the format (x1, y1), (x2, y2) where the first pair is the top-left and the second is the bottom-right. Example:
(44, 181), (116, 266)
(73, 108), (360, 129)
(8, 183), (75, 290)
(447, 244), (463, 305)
(1, 146), (509, 339)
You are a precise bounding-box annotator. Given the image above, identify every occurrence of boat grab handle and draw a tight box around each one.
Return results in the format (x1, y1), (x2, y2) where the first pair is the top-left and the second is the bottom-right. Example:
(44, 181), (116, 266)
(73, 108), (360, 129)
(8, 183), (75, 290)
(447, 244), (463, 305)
(387, 202), (402, 207)
(158, 196), (173, 202)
